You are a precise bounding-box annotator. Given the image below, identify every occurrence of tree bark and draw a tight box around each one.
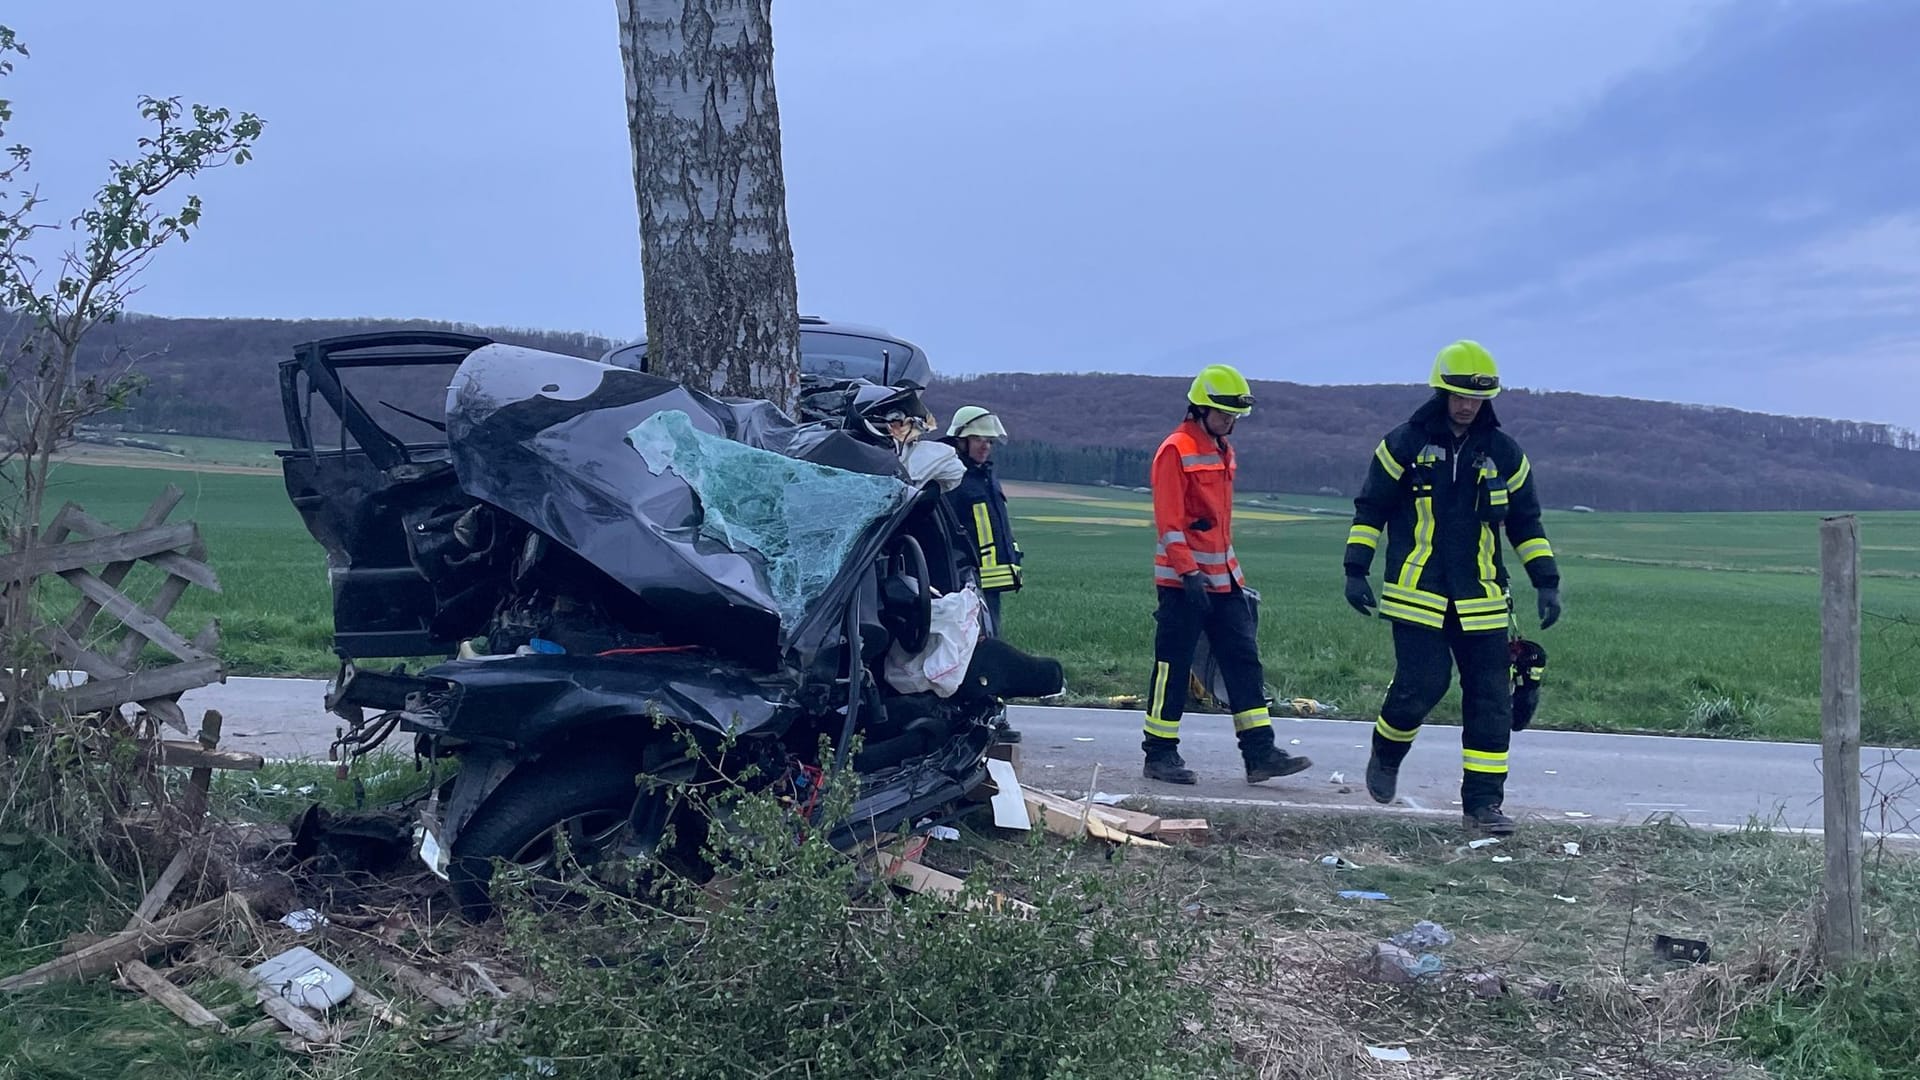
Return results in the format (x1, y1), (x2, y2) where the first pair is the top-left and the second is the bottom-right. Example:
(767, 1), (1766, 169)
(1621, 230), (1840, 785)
(616, 0), (802, 413)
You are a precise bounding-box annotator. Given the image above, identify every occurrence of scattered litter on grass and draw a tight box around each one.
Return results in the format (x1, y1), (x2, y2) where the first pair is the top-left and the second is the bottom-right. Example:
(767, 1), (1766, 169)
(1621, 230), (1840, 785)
(1338, 890), (1391, 901)
(1319, 854), (1363, 870)
(1563, 841), (1582, 857)
(1467, 837), (1501, 849)
(1389, 920), (1453, 951)
(1365, 1046), (1412, 1063)
(1465, 972), (1508, 998)
(279, 908), (328, 932)
(1553, 894), (1579, 904)
(927, 826), (960, 841)
(1490, 855), (1514, 863)
(1653, 934), (1712, 964)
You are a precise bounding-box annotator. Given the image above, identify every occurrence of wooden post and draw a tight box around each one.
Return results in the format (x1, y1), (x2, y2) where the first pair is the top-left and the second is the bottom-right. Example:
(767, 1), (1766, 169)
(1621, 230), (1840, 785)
(1820, 514), (1866, 965)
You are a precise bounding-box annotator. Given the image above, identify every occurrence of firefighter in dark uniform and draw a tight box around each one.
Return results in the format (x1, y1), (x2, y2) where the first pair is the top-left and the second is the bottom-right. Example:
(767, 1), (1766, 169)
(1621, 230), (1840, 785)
(943, 406), (1021, 633)
(1141, 365), (1312, 786)
(1342, 341), (1562, 835)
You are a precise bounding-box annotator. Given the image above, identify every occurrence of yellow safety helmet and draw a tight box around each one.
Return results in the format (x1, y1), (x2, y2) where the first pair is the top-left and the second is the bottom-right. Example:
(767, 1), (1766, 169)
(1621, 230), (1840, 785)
(1430, 340), (1501, 399)
(1187, 363), (1254, 415)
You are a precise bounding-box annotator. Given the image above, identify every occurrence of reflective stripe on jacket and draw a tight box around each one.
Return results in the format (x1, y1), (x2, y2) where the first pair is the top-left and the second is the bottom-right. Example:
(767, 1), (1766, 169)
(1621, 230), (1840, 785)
(1343, 396), (1559, 633)
(949, 459), (1022, 592)
(1152, 419), (1245, 593)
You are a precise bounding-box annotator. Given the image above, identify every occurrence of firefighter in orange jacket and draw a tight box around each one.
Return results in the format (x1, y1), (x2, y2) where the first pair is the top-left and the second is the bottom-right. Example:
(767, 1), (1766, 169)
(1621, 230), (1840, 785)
(1141, 365), (1314, 785)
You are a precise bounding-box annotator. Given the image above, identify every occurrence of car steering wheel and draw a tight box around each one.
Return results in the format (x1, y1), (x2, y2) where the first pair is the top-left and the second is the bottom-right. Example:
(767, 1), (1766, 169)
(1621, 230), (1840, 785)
(885, 534), (933, 654)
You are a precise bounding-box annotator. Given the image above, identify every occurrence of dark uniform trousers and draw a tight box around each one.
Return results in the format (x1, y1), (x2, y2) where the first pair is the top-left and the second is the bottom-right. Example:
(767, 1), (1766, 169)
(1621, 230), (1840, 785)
(1143, 584), (1274, 751)
(1370, 609), (1513, 811)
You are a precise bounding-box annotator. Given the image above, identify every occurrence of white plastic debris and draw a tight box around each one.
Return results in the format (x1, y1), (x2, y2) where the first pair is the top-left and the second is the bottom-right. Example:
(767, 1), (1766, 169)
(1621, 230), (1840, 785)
(249, 946), (354, 1011)
(1289, 738), (1302, 745)
(984, 759), (1031, 830)
(279, 908), (328, 933)
(1553, 894), (1579, 904)
(1544, 769), (1559, 775)
(1366, 1046), (1413, 1062)
(1491, 855), (1514, 863)
(1328, 771), (1346, 784)
(1563, 842), (1582, 857)
(927, 826), (960, 841)
(1319, 854), (1363, 870)
(1467, 837), (1501, 849)
(1090, 792), (1129, 805)
(1565, 811), (1593, 819)
(1073, 736), (1095, 743)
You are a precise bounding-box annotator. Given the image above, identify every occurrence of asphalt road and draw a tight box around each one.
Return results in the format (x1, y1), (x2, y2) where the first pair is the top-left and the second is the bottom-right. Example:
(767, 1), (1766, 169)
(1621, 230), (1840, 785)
(180, 677), (1920, 839)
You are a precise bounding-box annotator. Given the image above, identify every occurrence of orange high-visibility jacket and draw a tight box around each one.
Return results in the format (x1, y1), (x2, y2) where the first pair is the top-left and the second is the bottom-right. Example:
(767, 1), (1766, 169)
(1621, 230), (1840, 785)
(1151, 419), (1246, 592)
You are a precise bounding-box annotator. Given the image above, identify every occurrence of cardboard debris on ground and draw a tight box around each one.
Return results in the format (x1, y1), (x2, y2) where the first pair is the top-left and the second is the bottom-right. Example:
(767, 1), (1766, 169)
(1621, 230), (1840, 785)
(865, 848), (1036, 917)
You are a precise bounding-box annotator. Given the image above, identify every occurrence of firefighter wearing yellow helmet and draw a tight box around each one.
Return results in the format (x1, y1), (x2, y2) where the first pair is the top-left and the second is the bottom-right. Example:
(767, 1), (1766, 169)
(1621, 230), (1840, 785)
(941, 406), (1021, 633)
(1140, 363), (1312, 785)
(1342, 340), (1563, 836)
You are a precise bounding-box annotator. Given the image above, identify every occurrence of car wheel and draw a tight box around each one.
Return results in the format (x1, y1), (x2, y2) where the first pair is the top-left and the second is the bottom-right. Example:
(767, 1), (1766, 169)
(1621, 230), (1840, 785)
(447, 751), (687, 920)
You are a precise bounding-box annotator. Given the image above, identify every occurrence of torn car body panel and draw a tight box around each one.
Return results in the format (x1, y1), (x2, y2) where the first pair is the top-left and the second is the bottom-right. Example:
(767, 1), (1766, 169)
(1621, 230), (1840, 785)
(278, 330), (1062, 918)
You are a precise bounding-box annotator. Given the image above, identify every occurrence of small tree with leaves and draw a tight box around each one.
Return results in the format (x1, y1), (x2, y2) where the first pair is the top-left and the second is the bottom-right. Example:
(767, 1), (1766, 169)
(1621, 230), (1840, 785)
(0, 24), (262, 758)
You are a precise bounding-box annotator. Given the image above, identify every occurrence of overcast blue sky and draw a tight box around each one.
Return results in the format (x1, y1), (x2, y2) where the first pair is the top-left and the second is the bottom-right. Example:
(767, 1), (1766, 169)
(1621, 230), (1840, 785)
(8, 1), (1917, 429)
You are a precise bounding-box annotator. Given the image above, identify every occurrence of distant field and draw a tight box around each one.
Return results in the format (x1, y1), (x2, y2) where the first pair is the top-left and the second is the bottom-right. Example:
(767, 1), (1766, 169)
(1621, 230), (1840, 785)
(34, 463), (1920, 745)
(57, 433), (285, 472)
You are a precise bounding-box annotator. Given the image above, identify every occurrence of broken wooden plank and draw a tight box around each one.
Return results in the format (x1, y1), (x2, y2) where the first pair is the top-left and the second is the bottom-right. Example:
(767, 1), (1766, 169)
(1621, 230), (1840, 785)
(120, 959), (227, 1032)
(371, 955), (469, 1011)
(127, 846), (195, 928)
(55, 488), (186, 641)
(51, 565), (207, 664)
(49, 658), (222, 715)
(0, 523), (198, 583)
(39, 502), (219, 592)
(866, 851), (1036, 916)
(1149, 818), (1212, 843)
(178, 710), (225, 822)
(209, 957), (331, 1045)
(352, 987), (409, 1029)
(1022, 787), (1135, 832)
(1021, 792), (1171, 849)
(153, 740), (261, 772)
(1085, 803), (1164, 836)
(0, 893), (247, 992)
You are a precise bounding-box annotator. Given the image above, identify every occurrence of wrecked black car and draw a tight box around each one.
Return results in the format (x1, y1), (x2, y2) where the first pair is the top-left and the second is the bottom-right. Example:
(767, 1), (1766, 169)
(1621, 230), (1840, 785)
(276, 332), (1061, 917)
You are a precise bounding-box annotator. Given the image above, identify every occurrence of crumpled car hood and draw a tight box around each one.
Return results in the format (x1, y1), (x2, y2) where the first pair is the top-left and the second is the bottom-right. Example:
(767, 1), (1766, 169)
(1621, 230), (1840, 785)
(444, 344), (916, 664)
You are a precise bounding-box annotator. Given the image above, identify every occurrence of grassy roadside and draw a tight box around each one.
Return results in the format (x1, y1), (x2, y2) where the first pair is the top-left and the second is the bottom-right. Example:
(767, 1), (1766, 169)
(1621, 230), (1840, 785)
(3, 753), (1917, 1079)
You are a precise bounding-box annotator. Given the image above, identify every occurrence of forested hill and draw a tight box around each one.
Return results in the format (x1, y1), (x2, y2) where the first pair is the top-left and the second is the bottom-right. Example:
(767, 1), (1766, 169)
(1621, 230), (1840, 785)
(57, 314), (1920, 512)
(924, 374), (1920, 512)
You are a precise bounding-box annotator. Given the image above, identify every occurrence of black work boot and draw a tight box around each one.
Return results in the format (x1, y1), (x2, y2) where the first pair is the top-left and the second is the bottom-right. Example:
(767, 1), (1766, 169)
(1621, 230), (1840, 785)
(1463, 804), (1517, 836)
(1365, 753), (1399, 805)
(1241, 738), (1312, 784)
(1142, 738), (1197, 785)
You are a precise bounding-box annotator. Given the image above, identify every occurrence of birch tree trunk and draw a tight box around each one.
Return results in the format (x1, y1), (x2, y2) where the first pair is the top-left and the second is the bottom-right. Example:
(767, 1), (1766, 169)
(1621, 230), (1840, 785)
(615, 0), (802, 413)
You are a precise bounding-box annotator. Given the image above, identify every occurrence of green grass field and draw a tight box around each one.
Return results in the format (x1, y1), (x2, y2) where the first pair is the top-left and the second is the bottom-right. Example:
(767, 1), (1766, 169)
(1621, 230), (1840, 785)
(30, 453), (1920, 745)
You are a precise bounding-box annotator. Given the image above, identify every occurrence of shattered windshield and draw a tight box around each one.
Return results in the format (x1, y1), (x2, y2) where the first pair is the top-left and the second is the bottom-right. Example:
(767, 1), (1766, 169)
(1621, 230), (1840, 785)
(629, 410), (913, 629)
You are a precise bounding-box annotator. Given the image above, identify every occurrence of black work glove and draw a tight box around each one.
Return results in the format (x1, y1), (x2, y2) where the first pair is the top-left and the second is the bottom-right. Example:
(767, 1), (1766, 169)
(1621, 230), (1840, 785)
(1181, 571), (1210, 611)
(1344, 573), (1377, 617)
(1537, 586), (1562, 630)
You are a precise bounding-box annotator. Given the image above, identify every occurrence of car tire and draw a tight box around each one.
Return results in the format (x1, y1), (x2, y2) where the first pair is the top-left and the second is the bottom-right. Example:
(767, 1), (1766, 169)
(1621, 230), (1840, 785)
(447, 751), (675, 920)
